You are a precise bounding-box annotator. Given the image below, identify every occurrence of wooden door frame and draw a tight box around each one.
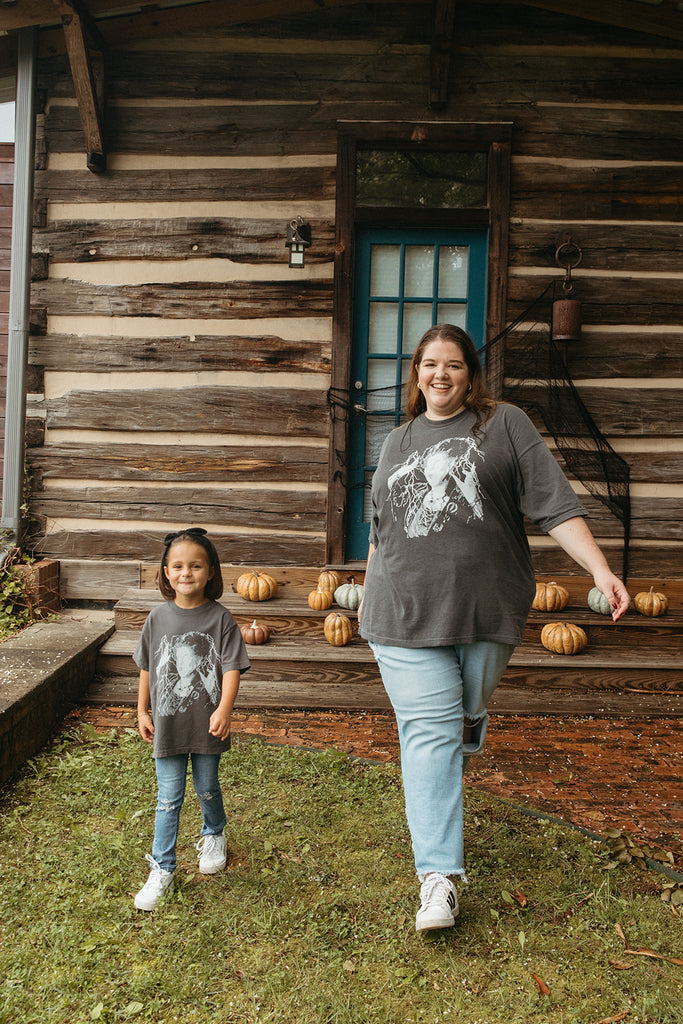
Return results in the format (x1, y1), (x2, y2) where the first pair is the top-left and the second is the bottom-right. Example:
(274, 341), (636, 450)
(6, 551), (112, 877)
(326, 120), (512, 565)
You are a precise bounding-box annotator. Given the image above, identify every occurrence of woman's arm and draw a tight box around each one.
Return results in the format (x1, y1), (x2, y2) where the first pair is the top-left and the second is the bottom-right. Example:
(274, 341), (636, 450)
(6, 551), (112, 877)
(548, 516), (630, 621)
(137, 670), (154, 742)
(208, 669), (241, 739)
(357, 542), (375, 626)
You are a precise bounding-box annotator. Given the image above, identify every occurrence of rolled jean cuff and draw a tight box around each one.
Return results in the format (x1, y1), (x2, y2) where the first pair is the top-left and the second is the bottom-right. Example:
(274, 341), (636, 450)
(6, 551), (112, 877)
(463, 712), (488, 756)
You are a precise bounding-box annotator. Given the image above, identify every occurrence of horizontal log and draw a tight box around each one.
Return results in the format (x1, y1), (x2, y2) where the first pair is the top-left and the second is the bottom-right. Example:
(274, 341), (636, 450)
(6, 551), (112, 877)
(30, 486), (326, 531)
(33, 217), (336, 264)
(506, 328), (683, 379)
(511, 161), (682, 222)
(29, 333), (331, 374)
(526, 496), (683, 542)
(26, 442), (328, 483)
(507, 383), (683, 437)
(31, 279), (333, 318)
(34, 166), (336, 203)
(44, 385), (330, 435)
(44, 100), (683, 162)
(507, 275), (683, 326)
(509, 223), (683, 273)
(59, 558), (141, 600)
(530, 546), (683, 579)
(32, 529), (326, 563)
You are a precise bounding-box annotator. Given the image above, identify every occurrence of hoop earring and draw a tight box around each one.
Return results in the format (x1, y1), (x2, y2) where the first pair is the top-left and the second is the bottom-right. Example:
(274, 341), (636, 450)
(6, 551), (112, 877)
(466, 383), (472, 393)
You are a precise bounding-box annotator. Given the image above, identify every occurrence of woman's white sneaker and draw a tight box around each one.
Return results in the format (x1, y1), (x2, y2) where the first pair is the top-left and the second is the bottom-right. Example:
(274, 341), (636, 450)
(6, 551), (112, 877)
(196, 833), (227, 874)
(415, 873), (459, 931)
(134, 854), (174, 911)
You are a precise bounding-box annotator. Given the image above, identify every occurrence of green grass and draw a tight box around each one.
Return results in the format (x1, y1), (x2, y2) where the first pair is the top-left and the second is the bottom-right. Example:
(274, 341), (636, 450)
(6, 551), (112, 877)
(0, 726), (680, 1024)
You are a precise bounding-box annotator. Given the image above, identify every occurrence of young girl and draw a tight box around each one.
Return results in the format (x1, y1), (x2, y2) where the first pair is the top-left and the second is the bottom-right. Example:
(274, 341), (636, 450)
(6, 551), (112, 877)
(133, 528), (250, 911)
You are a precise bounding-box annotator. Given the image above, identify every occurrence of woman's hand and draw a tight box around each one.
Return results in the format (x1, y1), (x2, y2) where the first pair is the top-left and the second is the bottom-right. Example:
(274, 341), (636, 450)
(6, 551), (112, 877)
(137, 711), (154, 743)
(592, 569), (631, 622)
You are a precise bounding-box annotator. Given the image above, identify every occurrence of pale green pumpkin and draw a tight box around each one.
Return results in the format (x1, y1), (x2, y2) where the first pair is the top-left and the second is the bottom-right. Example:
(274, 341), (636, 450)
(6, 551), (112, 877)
(334, 579), (364, 610)
(587, 586), (613, 616)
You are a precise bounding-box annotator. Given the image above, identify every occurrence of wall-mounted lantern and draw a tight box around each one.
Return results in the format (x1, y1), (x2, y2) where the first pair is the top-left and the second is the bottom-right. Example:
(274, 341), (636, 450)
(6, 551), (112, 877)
(552, 235), (582, 343)
(286, 216), (311, 268)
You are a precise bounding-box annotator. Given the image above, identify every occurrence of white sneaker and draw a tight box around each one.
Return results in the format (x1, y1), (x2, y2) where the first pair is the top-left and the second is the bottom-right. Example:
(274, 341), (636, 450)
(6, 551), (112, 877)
(196, 833), (227, 874)
(415, 873), (459, 932)
(134, 854), (174, 911)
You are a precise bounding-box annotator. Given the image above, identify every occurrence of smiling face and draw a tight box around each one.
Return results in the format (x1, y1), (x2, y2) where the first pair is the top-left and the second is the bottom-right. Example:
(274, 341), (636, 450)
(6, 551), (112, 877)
(163, 540), (213, 608)
(417, 338), (471, 420)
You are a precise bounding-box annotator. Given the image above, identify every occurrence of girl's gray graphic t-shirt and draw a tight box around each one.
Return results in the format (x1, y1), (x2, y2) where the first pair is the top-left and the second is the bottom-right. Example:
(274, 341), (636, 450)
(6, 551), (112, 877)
(134, 599), (250, 757)
(360, 404), (587, 648)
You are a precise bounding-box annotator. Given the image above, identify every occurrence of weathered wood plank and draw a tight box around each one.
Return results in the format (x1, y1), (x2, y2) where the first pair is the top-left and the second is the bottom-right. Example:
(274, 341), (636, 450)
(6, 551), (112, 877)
(33, 217), (336, 264)
(509, 224), (683, 273)
(27, 443), (328, 484)
(507, 275), (683, 326)
(31, 279), (333, 318)
(34, 166), (336, 203)
(31, 486), (326, 531)
(29, 333), (331, 374)
(33, 530), (326, 564)
(506, 327), (683, 379)
(530, 546), (683, 578)
(525, 496), (683, 542)
(140, 563), (357, 592)
(507, 385), (683, 437)
(44, 386), (330, 435)
(59, 558), (140, 600)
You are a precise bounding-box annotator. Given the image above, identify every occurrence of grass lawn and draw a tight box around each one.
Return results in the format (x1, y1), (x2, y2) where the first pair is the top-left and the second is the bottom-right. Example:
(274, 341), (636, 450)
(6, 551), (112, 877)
(0, 725), (680, 1024)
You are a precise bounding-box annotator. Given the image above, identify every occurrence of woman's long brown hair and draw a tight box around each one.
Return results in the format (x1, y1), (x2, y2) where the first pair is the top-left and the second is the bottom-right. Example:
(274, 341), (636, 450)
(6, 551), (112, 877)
(404, 323), (497, 433)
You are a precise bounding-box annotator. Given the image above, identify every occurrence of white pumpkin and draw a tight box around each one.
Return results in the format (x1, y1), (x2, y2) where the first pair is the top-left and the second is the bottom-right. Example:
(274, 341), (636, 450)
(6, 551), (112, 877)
(587, 586), (613, 616)
(334, 579), (364, 610)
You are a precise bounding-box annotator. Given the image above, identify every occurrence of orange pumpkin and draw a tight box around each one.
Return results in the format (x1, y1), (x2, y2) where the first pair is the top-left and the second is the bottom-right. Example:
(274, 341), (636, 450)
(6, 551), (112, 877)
(540, 621), (588, 655)
(532, 581), (569, 612)
(308, 585), (333, 611)
(634, 587), (668, 617)
(236, 570), (278, 601)
(240, 619), (270, 645)
(323, 611), (353, 647)
(318, 569), (341, 593)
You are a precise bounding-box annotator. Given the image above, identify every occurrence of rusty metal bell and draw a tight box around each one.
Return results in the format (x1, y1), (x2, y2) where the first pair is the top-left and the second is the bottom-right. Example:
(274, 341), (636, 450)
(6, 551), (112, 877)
(552, 297), (581, 342)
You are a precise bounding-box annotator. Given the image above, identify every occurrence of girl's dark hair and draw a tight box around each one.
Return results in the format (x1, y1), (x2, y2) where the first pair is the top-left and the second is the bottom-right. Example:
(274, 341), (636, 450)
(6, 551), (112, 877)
(405, 323), (497, 432)
(159, 528), (224, 601)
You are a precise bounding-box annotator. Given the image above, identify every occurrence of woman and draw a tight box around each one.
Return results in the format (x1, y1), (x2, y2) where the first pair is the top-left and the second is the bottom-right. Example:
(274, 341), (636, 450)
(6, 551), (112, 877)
(358, 323), (629, 933)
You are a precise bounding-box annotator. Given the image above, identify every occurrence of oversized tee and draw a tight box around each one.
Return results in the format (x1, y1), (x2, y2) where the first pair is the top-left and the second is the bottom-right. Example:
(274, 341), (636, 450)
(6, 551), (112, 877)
(133, 599), (250, 758)
(359, 404), (587, 648)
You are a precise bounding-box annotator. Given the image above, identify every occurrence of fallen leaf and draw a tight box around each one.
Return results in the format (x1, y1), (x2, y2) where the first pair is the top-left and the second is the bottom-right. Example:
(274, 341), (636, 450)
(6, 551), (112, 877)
(343, 959), (357, 973)
(279, 851), (302, 864)
(648, 966), (683, 987)
(591, 1012), (630, 1024)
(513, 890), (528, 907)
(615, 923), (628, 947)
(609, 959), (634, 970)
(531, 972), (550, 995)
(624, 948), (683, 967)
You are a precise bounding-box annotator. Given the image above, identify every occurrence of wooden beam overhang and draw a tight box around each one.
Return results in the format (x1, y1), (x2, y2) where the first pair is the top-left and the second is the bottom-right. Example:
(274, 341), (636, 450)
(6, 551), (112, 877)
(430, 0), (457, 109)
(52, 0), (107, 173)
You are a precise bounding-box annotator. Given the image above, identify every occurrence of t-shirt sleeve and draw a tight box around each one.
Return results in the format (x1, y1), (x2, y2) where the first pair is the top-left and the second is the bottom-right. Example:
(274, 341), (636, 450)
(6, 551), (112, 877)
(505, 406), (587, 532)
(133, 616), (151, 671)
(220, 612), (251, 674)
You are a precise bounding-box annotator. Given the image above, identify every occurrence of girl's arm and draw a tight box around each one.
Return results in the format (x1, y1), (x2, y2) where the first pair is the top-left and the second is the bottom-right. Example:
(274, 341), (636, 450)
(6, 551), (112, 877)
(208, 669), (241, 740)
(548, 516), (630, 621)
(137, 670), (154, 743)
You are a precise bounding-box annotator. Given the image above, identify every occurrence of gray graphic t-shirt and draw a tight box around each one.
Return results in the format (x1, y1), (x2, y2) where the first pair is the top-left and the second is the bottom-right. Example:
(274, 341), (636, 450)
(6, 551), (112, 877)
(134, 600), (250, 757)
(360, 404), (587, 648)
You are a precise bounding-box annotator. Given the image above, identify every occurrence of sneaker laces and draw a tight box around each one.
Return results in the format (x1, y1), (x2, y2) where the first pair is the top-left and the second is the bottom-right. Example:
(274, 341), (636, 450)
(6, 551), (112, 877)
(420, 873), (452, 905)
(196, 834), (219, 855)
(143, 854), (171, 892)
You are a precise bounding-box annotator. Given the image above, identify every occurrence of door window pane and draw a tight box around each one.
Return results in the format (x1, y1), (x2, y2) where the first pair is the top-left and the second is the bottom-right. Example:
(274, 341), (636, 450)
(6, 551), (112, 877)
(368, 303), (399, 353)
(402, 304), (433, 353)
(404, 246), (434, 297)
(370, 245), (400, 295)
(437, 303), (467, 328)
(367, 359), (399, 411)
(439, 246), (469, 298)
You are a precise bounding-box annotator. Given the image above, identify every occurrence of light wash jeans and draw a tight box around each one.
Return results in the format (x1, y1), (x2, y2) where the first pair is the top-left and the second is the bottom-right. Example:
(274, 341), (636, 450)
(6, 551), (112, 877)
(151, 753), (226, 872)
(369, 641), (514, 879)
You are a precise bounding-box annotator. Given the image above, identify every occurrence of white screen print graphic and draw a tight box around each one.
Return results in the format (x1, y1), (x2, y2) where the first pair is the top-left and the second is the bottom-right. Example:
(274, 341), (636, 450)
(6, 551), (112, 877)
(387, 437), (485, 538)
(154, 631), (221, 715)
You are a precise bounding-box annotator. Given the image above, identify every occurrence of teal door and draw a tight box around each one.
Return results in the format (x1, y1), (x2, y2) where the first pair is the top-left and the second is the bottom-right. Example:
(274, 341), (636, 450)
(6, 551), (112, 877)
(347, 227), (488, 560)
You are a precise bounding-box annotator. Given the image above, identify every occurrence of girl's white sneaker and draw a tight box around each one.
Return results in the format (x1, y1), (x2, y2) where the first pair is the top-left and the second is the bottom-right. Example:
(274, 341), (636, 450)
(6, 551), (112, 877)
(196, 833), (227, 874)
(415, 872), (459, 931)
(134, 854), (174, 911)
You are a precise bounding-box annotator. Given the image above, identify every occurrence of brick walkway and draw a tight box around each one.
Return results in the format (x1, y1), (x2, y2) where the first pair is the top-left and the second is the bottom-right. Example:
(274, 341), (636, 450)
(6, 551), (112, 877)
(70, 705), (683, 869)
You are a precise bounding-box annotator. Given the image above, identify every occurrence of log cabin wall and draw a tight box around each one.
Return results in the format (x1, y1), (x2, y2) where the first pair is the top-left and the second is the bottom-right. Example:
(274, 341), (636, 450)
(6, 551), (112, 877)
(24, 2), (683, 586)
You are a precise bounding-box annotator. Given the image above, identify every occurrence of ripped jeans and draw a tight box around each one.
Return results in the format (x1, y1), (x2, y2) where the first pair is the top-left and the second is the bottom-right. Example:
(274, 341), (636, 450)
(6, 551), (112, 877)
(369, 641), (514, 879)
(151, 753), (226, 872)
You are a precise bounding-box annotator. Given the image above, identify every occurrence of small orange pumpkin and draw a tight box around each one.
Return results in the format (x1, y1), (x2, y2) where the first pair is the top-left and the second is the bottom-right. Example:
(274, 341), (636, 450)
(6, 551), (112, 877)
(323, 611), (353, 647)
(240, 619), (270, 645)
(236, 570), (278, 601)
(308, 585), (333, 611)
(318, 569), (341, 593)
(532, 581), (569, 612)
(633, 587), (668, 617)
(540, 621), (588, 655)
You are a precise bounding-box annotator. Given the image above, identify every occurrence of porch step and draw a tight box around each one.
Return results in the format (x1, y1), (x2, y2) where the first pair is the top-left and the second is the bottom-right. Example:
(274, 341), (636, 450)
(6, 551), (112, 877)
(88, 574), (682, 717)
